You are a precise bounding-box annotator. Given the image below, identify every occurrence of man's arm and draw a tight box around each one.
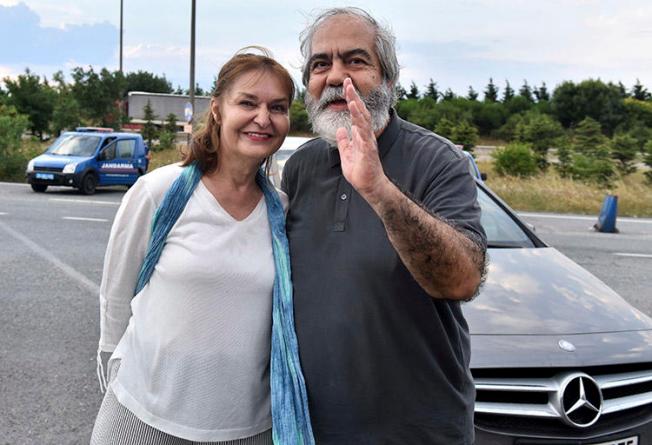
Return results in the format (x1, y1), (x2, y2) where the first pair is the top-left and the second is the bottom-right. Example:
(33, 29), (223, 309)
(336, 78), (485, 300)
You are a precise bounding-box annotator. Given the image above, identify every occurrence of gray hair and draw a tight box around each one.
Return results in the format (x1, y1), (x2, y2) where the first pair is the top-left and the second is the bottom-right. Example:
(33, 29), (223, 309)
(299, 7), (400, 88)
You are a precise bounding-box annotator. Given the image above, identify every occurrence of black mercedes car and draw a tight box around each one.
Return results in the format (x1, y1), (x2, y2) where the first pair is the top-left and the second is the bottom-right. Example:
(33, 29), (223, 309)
(465, 178), (652, 444)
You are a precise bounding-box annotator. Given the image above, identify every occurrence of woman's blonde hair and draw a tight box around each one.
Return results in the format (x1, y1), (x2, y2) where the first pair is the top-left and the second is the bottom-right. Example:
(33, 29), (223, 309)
(182, 46), (295, 174)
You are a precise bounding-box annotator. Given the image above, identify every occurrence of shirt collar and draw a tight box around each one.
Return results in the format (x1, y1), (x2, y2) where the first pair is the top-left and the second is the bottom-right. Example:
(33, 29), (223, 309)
(328, 108), (400, 168)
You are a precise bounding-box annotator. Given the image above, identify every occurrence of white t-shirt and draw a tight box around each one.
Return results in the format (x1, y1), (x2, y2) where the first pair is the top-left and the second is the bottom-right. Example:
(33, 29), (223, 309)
(98, 164), (287, 442)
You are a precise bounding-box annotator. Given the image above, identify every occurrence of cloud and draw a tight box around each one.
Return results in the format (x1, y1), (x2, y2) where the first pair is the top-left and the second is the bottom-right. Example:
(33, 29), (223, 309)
(0, 2), (117, 67)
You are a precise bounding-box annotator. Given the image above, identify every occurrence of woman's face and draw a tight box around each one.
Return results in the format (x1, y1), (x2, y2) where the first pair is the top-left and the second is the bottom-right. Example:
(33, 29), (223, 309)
(213, 69), (291, 165)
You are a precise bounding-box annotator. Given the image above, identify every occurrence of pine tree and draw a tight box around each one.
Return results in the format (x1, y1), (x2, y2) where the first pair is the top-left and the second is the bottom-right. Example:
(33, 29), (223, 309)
(533, 82), (550, 102)
(164, 113), (178, 134)
(573, 117), (608, 158)
(467, 86), (478, 101)
(502, 80), (514, 102)
(434, 117), (455, 139)
(142, 100), (158, 148)
(611, 133), (639, 175)
(643, 140), (652, 183)
(519, 80), (534, 102)
(631, 79), (651, 101)
(484, 78), (498, 102)
(424, 79), (439, 102)
(451, 120), (479, 153)
(407, 81), (420, 99)
(442, 88), (455, 101)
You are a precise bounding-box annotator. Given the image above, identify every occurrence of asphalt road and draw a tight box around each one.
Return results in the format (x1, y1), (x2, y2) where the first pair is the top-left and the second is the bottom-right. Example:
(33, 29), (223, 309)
(0, 181), (651, 444)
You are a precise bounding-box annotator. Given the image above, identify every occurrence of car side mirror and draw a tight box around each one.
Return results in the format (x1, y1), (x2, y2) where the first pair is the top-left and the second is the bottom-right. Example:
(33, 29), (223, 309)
(480, 172), (488, 181)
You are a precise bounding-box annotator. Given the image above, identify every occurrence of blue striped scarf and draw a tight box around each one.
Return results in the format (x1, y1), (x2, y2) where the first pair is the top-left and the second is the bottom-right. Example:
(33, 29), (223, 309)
(135, 162), (314, 445)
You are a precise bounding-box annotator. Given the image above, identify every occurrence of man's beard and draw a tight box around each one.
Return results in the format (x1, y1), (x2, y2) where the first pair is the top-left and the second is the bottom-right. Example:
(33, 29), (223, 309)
(304, 83), (393, 145)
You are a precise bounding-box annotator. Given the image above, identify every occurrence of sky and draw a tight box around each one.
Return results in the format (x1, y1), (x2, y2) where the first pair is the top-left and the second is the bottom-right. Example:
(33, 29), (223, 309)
(1, 0), (652, 98)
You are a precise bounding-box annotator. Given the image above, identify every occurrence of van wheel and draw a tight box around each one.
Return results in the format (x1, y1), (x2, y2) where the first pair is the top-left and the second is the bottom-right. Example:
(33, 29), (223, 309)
(80, 174), (97, 195)
(31, 184), (48, 193)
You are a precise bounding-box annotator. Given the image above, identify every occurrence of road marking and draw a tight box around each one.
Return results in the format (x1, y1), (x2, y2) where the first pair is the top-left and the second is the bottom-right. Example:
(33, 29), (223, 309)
(0, 220), (100, 294)
(49, 198), (120, 206)
(614, 253), (652, 259)
(0, 212), (7, 215)
(0, 182), (29, 187)
(62, 216), (108, 222)
(519, 212), (652, 225)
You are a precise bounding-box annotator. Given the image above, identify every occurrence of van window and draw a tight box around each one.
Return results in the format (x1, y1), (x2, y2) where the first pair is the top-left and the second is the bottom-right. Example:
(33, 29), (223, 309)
(117, 139), (136, 158)
(101, 142), (116, 161)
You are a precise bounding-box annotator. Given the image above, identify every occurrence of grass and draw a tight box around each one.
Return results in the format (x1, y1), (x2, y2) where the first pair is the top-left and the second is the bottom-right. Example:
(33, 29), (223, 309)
(479, 161), (652, 217)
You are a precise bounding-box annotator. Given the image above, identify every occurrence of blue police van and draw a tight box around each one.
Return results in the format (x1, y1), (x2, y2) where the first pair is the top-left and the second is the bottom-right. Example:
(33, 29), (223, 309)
(25, 128), (150, 195)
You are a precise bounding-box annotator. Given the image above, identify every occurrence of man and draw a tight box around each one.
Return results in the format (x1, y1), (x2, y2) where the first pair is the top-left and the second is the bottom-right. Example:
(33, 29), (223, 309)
(282, 7), (487, 444)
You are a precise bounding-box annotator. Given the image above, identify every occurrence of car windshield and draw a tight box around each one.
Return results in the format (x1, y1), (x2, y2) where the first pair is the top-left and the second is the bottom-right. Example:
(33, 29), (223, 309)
(48, 134), (101, 157)
(476, 187), (535, 248)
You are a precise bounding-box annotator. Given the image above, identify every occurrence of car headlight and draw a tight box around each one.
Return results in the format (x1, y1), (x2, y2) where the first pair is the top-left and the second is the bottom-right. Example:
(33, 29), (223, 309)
(26, 160), (35, 173)
(62, 163), (78, 174)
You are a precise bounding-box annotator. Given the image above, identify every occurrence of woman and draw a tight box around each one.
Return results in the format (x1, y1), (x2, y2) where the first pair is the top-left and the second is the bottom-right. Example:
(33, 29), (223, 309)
(92, 48), (313, 445)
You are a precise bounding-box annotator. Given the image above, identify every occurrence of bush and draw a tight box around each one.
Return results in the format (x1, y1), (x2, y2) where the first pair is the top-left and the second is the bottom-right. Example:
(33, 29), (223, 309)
(0, 105), (32, 181)
(611, 133), (639, 176)
(492, 143), (538, 177)
(568, 154), (615, 186)
(157, 131), (176, 152)
(644, 140), (652, 184)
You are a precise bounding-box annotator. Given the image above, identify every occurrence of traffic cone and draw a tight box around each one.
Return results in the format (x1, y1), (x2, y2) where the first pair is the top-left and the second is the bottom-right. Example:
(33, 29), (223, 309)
(594, 194), (618, 233)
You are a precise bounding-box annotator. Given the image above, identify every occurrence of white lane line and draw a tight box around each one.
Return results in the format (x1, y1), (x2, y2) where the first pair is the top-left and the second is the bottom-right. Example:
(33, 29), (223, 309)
(614, 253), (652, 259)
(0, 182), (29, 187)
(62, 216), (108, 223)
(519, 212), (652, 225)
(0, 212), (7, 215)
(0, 220), (100, 294)
(49, 198), (120, 206)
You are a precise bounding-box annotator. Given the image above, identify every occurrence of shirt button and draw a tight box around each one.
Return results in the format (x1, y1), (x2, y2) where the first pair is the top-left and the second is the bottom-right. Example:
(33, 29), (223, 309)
(340, 193), (348, 200)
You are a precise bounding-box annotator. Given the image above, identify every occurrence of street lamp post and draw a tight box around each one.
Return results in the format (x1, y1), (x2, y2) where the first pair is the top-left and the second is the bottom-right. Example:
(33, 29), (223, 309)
(119, 0), (124, 73)
(189, 0), (196, 127)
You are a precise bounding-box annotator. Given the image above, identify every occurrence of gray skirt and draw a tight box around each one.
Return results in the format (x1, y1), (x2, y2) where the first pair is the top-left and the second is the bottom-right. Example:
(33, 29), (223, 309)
(90, 362), (273, 445)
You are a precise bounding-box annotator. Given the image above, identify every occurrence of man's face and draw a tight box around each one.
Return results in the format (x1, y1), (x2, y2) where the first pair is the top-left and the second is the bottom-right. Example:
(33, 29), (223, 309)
(304, 15), (393, 143)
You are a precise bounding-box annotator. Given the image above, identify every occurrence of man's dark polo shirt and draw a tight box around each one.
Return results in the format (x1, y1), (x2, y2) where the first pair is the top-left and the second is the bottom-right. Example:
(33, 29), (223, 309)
(281, 112), (486, 445)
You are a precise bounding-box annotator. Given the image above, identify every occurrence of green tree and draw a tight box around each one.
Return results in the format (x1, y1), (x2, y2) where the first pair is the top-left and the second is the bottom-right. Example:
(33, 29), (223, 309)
(467, 86), (478, 101)
(50, 70), (81, 135)
(442, 88), (455, 101)
(142, 100), (158, 148)
(572, 117), (608, 157)
(407, 81), (420, 99)
(643, 140), (652, 183)
(424, 79), (439, 102)
(484, 78), (498, 102)
(4, 69), (56, 138)
(570, 117), (614, 185)
(434, 116), (455, 139)
(519, 80), (534, 103)
(164, 113), (178, 134)
(502, 80), (514, 102)
(71, 66), (126, 126)
(631, 79), (651, 101)
(290, 100), (311, 134)
(534, 82), (550, 102)
(610, 133), (639, 175)
(516, 112), (564, 169)
(492, 143), (538, 177)
(125, 70), (173, 93)
(0, 104), (30, 180)
(551, 79), (626, 135)
(451, 120), (479, 152)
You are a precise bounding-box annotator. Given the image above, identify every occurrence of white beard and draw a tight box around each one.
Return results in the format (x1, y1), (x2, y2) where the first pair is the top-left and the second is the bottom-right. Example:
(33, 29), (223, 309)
(305, 83), (393, 145)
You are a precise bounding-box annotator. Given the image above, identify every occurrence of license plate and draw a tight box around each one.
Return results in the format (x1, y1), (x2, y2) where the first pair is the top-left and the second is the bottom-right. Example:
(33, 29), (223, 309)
(590, 436), (638, 445)
(35, 173), (54, 180)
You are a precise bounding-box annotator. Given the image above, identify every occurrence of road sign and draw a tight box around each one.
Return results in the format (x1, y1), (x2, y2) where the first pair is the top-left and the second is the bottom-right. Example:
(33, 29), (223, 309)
(184, 102), (193, 123)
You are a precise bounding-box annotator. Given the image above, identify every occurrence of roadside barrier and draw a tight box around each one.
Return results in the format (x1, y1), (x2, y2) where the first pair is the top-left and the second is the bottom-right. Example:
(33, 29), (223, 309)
(594, 194), (618, 233)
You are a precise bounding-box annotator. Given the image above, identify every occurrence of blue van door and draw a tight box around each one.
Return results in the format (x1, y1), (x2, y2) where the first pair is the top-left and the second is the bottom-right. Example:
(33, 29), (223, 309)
(98, 138), (140, 185)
